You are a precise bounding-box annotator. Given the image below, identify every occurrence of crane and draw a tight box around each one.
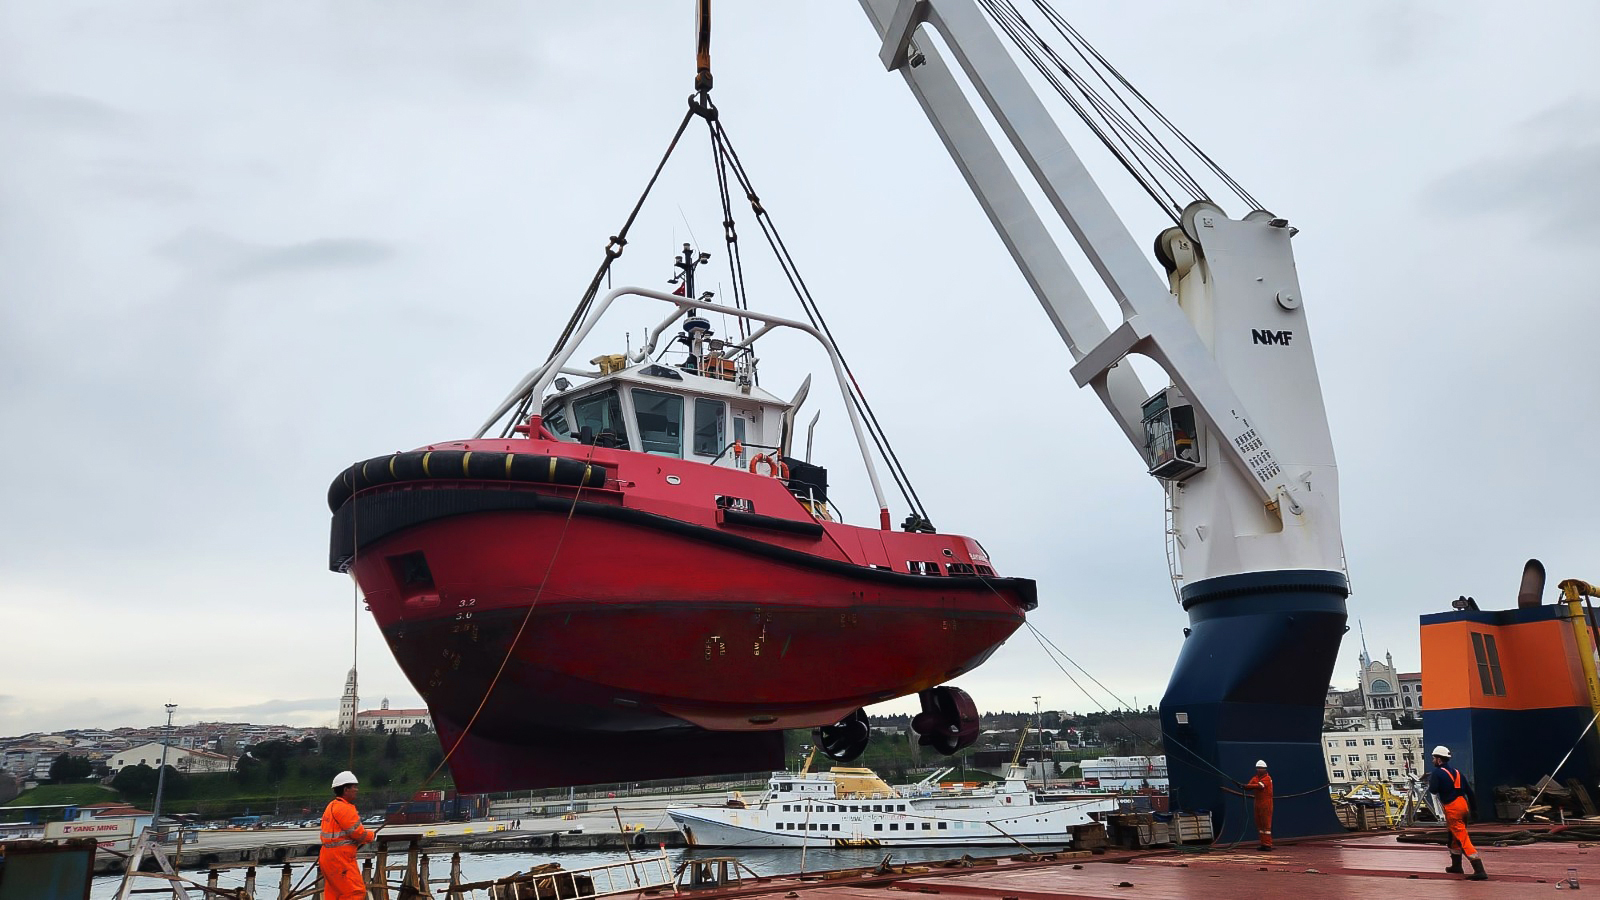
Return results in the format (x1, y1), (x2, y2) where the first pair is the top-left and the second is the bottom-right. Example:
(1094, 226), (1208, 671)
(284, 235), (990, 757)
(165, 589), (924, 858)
(859, 0), (1348, 839)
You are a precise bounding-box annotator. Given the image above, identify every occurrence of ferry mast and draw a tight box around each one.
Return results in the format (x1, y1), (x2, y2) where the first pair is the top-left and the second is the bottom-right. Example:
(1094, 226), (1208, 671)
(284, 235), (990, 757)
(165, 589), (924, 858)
(861, 0), (1347, 837)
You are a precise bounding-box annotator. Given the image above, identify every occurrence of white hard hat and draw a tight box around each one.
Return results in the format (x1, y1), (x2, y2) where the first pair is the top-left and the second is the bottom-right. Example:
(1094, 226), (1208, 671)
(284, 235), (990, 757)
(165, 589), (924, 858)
(1255, 760), (1268, 768)
(1431, 746), (1451, 758)
(332, 770), (359, 789)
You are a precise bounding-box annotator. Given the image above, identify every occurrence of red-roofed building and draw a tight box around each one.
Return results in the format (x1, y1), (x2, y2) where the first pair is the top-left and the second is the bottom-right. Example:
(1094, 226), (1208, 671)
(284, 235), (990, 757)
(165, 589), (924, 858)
(354, 699), (432, 733)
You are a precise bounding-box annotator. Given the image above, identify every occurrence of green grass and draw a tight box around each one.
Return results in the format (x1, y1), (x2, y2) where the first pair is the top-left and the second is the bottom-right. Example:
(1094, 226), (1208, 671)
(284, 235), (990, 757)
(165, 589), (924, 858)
(5, 783), (119, 808)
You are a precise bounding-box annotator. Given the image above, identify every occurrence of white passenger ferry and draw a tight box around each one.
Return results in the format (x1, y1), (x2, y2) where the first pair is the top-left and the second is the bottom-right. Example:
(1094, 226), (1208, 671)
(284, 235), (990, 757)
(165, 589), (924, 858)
(667, 766), (1114, 848)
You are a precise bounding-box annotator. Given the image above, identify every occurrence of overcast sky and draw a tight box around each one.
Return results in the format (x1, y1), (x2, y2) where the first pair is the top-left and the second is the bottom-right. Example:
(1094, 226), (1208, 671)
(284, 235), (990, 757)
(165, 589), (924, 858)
(2, 1), (1595, 739)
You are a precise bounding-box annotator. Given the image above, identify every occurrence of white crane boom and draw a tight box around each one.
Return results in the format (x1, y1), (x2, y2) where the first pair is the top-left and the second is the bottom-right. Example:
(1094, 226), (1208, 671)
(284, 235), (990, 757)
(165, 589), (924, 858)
(858, 0), (1350, 840)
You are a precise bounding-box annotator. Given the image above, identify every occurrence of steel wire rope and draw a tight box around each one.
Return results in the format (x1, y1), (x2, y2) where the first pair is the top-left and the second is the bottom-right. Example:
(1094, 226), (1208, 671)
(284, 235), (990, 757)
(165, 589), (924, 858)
(993, 0), (1211, 203)
(703, 111), (932, 526)
(1025, 0), (1264, 211)
(1023, 620), (1332, 803)
(975, 0), (1184, 220)
(981, 0), (1202, 210)
(704, 116), (922, 518)
(497, 106), (701, 437)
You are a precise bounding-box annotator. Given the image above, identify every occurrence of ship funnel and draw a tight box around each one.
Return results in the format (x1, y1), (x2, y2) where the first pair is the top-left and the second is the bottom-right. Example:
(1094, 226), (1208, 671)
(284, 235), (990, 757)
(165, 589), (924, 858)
(780, 375), (812, 457)
(1518, 558), (1546, 608)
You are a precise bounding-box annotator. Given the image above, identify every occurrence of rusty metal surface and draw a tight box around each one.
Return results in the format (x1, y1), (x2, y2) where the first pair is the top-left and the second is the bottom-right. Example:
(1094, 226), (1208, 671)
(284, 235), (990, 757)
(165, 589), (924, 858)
(705, 832), (1598, 900)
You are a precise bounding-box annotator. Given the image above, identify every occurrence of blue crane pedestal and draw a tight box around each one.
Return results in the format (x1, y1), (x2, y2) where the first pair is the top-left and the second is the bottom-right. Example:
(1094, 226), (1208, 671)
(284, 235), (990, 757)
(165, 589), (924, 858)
(1160, 569), (1350, 841)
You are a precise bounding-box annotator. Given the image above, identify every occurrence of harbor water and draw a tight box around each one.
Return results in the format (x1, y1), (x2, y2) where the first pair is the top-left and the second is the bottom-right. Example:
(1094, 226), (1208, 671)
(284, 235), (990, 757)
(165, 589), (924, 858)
(88, 843), (1037, 898)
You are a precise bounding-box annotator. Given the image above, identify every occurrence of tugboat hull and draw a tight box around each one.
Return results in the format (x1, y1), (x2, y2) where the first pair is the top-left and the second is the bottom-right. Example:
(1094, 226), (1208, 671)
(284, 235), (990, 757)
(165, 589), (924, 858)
(337, 479), (1033, 791)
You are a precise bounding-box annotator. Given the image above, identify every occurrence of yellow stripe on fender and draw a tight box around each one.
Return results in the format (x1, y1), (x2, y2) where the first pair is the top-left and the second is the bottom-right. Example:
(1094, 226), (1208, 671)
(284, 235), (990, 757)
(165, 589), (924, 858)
(462, 451), (472, 475)
(548, 457), (558, 481)
(505, 454), (515, 477)
(389, 456), (398, 479)
(422, 451), (433, 477)
(583, 464), (594, 485)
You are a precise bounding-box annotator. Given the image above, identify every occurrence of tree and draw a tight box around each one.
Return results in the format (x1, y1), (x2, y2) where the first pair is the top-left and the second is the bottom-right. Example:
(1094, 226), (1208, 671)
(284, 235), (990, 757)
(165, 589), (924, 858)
(408, 722), (430, 736)
(111, 764), (185, 799)
(48, 753), (92, 784)
(384, 733), (400, 761)
(113, 763), (158, 797)
(0, 772), (20, 804)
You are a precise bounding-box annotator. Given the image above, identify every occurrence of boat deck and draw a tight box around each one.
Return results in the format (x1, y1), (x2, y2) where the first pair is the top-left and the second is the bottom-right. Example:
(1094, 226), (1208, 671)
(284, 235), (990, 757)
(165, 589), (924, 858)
(695, 828), (1594, 900)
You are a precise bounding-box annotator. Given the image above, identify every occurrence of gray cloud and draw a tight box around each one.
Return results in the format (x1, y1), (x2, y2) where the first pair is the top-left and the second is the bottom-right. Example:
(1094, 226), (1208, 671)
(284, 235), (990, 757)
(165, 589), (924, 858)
(2, 1), (1597, 740)
(1421, 98), (1600, 241)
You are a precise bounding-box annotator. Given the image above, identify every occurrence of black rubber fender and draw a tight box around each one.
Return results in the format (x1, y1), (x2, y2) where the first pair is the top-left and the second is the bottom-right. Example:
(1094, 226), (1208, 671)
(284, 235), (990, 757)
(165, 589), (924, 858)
(328, 449), (609, 511)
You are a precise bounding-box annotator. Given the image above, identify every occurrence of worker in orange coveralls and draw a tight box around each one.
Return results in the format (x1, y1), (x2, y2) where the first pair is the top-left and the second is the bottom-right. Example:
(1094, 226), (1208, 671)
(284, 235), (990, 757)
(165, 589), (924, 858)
(319, 770), (376, 899)
(1429, 746), (1488, 881)
(1244, 760), (1274, 851)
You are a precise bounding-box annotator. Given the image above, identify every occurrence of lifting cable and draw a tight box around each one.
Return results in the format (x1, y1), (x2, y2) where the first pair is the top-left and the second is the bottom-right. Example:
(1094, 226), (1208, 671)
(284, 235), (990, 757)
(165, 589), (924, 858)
(977, 0), (1263, 218)
(496, 106), (701, 437)
(698, 100), (933, 529)
(1023, 619), (1332, 803)
(495, 0), (934, 529)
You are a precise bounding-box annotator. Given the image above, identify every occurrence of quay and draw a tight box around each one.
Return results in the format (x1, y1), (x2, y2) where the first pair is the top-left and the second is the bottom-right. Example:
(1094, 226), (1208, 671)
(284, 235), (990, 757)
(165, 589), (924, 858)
(136, 820), (685, 872)
(60, 822), (1598, 899)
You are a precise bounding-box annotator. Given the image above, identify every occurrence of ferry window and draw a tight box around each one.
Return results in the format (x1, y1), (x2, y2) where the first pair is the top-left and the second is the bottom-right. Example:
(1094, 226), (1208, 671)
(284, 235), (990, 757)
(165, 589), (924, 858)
(898, 805), (906, 812)
(922, 823), (931, 830)
(544, 407), (573, 440)
(938, 823), (948, 830)
(693, 398), (727, 456)
(632, 389), (684, 457)
(733, 415), (747, 445)
(832, 824), (840, 831)
(873, 824), (882, 831)
(1470, 632), (1507, 696)
(889, 824), (898, 831)
(573, 391), (628, 448)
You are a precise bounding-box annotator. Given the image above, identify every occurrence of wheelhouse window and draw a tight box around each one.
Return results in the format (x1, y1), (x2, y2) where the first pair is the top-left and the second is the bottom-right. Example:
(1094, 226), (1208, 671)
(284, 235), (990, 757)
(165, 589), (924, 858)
(572, 390), (628, 448)
(693, 397), (727, 457)
(632, 389), (684, 458)
(544, 406), (573, 440)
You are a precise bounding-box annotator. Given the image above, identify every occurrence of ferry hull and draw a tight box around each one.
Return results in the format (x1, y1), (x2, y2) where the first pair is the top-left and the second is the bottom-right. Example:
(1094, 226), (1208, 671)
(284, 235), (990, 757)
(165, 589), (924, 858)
(344, 485), (1032, 790)
(1160, 570), (1349, 840)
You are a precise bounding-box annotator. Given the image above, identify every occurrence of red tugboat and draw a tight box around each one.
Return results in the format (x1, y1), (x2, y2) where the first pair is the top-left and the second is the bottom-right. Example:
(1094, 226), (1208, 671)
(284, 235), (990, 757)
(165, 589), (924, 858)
(327, 262), (1036, 791)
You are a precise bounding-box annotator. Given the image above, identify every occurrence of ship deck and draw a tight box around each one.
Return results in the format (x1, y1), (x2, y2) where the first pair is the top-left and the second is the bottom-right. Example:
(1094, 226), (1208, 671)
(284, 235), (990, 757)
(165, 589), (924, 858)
(680, 827), (1595, 900)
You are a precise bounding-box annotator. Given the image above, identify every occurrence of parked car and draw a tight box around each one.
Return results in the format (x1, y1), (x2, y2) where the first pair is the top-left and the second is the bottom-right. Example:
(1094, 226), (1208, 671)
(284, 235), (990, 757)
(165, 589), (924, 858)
(364, 815), (385, 825)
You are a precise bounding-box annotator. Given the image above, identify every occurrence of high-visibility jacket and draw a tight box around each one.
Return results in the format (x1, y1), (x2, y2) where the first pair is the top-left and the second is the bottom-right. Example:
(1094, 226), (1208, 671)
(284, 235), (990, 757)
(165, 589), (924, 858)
(319, 796), (375, 900)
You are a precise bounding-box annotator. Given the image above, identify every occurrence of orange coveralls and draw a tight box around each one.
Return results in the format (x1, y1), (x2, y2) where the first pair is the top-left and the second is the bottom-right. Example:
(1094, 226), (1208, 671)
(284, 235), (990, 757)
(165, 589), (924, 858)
(1439, 768), (1477, 857)
(319, 796), (375, 900)
(1245, 772), (1274, 848)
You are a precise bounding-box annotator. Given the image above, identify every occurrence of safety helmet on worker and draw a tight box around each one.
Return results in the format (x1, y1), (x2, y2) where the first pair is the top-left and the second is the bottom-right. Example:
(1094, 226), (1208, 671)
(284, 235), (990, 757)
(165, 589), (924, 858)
(1255, 760), (1268, 768)
(332, 770), (360, 789)
(1431, 746), (1451, 759)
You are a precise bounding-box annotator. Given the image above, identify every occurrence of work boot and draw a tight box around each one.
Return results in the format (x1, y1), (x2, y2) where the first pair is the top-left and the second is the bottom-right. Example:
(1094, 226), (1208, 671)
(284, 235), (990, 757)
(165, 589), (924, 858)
(1444, 854), (1463, 874)
(1465, 857), (1487, 881)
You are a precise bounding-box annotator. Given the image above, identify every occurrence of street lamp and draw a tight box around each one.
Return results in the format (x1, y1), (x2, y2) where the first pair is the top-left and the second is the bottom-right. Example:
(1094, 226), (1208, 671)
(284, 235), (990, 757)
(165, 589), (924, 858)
(151, 703), (176, 840)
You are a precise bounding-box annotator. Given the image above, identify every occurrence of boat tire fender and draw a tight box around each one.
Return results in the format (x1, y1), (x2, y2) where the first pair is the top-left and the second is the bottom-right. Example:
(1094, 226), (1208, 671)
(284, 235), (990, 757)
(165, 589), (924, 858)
(328, 450), (607, 511)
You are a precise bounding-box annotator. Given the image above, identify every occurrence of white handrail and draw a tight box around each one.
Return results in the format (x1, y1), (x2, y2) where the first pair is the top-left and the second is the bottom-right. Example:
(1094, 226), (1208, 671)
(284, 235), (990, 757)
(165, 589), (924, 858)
(475, 286), (891, 527)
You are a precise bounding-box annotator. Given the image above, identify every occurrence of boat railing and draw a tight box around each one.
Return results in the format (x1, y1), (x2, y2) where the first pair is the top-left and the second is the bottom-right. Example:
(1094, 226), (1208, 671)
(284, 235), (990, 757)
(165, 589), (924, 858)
(478, 287), (892, 529)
